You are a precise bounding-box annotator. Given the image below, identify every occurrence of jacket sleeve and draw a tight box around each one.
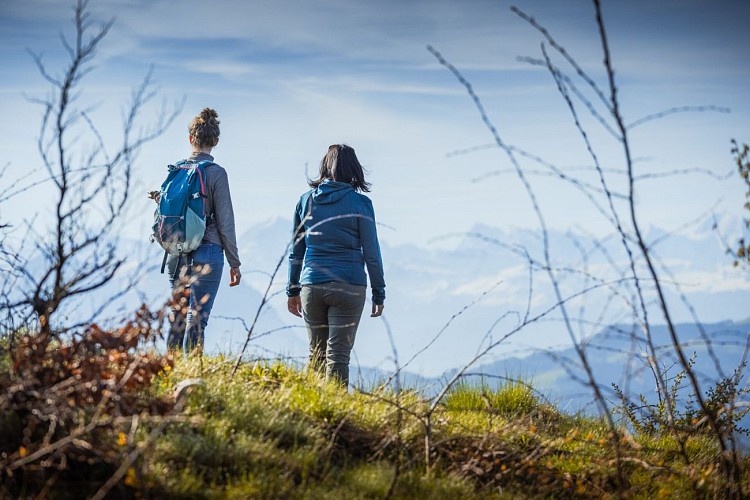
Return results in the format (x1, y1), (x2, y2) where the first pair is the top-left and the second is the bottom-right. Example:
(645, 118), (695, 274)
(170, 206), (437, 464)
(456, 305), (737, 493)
(211, 167), (242, 269)
(358, 197), (385, 304)
(286, 196), (307, 297)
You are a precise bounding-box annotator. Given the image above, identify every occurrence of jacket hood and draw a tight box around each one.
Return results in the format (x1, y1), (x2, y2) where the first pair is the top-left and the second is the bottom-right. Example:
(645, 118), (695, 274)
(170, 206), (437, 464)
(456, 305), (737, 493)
(312, 180), (354, 204)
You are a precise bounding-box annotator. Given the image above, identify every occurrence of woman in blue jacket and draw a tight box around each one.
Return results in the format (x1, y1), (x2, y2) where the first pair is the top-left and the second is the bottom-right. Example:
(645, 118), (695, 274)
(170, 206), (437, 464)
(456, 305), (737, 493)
(287, 144), (385, 387)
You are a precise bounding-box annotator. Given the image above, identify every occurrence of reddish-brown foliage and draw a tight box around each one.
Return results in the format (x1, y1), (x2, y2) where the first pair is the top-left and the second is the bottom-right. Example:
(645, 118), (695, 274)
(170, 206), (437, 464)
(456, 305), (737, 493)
(0, 305), (175, 495)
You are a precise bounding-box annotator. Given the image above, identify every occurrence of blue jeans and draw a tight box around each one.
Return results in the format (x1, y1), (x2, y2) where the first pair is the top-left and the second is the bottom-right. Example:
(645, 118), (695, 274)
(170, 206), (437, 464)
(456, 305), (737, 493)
(166, 241), (224, 351)
(300, 282), (366, 386)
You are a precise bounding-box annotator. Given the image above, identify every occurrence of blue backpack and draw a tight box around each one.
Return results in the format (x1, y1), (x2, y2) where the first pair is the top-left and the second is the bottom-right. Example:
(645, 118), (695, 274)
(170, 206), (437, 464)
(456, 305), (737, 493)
(151, 160), (213, 273)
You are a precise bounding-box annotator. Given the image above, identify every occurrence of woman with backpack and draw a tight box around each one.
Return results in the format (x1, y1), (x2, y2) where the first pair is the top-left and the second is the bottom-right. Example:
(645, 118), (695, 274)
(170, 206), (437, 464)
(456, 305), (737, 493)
(286, 144), (386, 387)
(153, 108), (242, 353)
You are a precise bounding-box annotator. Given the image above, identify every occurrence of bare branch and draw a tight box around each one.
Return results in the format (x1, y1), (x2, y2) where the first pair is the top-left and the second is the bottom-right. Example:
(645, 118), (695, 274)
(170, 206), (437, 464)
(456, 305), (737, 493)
(628, 105), (731, 130)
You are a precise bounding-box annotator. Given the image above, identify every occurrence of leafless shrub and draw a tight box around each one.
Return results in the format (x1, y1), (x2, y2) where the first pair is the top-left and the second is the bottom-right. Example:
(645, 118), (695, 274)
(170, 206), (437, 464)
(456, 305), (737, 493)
(0, 0), (182, 496)
(0, 0), (181, 344)
(414, 0), (747, 496)
(730, 140), (750, 267)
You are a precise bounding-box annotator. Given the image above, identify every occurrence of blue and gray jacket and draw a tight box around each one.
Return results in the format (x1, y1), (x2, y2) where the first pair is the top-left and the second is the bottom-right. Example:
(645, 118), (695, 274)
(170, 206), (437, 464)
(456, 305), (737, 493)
(286, 179), (386, 304)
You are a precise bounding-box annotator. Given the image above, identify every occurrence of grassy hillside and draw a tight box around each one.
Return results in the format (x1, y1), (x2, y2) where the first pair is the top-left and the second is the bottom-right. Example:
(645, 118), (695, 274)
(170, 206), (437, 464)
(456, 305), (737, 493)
(2, 344), (748, 498)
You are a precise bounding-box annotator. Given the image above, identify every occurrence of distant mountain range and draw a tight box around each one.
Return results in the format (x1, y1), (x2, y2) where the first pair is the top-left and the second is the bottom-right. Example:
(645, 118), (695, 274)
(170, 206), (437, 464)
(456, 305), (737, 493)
(456, 320), (750, 410)
(350, 319), (750, 397)
(350, 320), (750, 444)
(67, 217), (748, 393)
(224, 217), (749, 377)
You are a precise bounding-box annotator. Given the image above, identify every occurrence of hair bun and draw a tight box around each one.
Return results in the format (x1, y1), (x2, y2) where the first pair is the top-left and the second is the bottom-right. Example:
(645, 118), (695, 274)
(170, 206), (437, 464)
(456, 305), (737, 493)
(189, 108), (220, 148)
(199, 107), (219, 124)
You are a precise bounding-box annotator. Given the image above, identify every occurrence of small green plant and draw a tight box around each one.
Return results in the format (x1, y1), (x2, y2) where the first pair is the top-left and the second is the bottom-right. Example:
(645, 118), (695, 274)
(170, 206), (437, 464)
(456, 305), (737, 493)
(612, 354), (695, 436)
(613, 354), (749, 438)
(685, 362), (750, 437)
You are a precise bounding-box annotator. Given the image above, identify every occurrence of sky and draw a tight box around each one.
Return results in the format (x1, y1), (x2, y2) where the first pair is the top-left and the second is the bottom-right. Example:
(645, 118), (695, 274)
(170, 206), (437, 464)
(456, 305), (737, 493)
(1, 0), (749, 373)
(2, 0), (749, 244)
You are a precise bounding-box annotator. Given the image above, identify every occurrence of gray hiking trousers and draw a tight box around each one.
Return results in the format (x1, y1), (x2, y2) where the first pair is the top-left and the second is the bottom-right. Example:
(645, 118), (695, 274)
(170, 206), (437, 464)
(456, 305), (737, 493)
(300, 282), (366, 386)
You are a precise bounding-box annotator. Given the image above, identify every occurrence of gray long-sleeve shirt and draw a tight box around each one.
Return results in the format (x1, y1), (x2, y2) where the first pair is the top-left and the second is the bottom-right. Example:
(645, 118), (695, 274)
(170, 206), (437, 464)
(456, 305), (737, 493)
(188, 152), (242, 269)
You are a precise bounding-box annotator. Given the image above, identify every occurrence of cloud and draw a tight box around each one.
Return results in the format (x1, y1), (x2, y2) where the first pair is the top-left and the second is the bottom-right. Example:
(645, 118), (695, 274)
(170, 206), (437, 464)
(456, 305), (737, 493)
(178, 59), (259, 78)
(3, 0), (749, 251)
(671, 269), (750, 294)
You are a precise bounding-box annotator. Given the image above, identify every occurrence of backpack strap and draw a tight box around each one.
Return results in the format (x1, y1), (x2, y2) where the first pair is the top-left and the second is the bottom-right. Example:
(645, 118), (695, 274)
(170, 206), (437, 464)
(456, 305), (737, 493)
(160, 250), (169, 274)
(171, 254), (183, 280)
(166, 252), (195, 280)
(194, 160), (215, 220)
(171, 159), (213, 169)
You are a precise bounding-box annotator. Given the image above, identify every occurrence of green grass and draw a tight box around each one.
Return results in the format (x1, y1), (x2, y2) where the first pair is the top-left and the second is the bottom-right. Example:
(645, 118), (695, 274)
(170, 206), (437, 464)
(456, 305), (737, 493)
(129, 356), (750, 498)
(3, 351), (749, 498)
(145, 356), (476, 498)
(443, 379), (540, 416)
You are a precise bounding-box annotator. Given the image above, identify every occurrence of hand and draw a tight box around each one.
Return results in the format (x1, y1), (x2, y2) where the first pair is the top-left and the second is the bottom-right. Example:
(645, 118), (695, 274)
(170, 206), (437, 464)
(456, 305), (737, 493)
(288, 296), (302, 317)
(371, 303), (384, 318)
(229, 267), (241, 287)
